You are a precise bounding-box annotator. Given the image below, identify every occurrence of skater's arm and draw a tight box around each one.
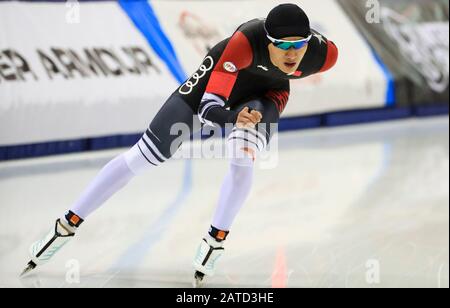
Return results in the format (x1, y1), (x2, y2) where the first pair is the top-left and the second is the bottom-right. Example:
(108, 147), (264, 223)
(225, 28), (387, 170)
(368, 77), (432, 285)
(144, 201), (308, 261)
(263, 80), (290, 114)
(304, 31), (338, 76)
(197, 92), (238, 127)
(318, 40), (338, 73)
(198, 93), (261, 128)
(206, 31), (253, 98)
(198, 31), (253, 127)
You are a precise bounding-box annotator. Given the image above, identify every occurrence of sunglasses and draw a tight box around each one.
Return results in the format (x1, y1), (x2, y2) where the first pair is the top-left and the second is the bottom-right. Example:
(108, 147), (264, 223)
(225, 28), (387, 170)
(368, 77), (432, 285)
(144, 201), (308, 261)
(267, 34), (312, 50)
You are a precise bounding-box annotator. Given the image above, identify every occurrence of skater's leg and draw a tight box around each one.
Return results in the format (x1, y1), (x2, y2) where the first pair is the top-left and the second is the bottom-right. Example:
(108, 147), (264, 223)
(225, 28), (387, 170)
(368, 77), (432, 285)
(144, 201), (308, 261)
(69, 96), (198, 221)
(191, 150), (255, 284)
(211, 98), (279, 234)
(193, 99), (279, 282)
(23, 96), (198, 274)
(211, 147), (255, 232)
(69, 153), (136, 219)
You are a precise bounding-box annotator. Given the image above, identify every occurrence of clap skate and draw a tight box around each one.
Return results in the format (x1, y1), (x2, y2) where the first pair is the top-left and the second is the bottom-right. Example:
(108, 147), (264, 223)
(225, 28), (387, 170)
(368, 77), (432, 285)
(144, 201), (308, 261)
(20, 211), (82, 277)
(192, 227), (229, 287)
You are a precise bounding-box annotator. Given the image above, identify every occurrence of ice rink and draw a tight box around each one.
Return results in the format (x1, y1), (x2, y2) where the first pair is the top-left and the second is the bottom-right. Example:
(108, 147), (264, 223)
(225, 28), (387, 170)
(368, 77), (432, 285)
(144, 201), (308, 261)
(0, 116), (448, 288)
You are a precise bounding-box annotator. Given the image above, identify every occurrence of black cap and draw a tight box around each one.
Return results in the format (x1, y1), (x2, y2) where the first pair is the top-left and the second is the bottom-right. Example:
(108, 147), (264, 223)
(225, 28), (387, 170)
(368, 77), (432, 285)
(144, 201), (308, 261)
(265, 3), (311, 39)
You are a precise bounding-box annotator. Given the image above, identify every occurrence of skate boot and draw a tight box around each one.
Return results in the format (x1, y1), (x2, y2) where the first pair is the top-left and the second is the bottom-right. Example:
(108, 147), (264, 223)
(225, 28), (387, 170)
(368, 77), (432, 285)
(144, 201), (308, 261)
(20, 211), (83, 277)
(192, 227), (229, 287)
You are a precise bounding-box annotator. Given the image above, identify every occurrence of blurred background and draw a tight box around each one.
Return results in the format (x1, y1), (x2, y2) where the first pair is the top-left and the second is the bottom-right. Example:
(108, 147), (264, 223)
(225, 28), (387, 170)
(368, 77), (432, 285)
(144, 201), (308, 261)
(0, 0), (448, 288)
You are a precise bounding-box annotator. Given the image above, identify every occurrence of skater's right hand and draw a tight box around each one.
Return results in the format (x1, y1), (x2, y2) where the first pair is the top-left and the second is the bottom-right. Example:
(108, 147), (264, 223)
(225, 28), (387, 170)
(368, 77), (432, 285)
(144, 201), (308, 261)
(236, 107), (262, 129)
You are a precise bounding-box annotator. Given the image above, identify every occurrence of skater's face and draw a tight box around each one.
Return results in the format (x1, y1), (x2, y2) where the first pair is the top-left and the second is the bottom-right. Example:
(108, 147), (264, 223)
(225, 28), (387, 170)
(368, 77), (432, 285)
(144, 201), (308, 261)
(268, 36), (308, 74)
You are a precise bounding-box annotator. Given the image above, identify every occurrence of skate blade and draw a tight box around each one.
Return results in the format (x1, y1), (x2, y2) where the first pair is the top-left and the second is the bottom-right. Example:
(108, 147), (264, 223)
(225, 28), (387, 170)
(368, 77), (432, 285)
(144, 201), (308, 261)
(19, 261), (37, 278)
(193, 271), (205, 288)
(193, 277), (203, 288)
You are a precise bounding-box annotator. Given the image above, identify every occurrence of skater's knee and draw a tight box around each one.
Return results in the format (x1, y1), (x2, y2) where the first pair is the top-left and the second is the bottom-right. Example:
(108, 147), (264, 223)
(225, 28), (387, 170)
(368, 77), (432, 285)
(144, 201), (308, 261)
(124, 136), (169, 175)
(226, 127), (267, 167)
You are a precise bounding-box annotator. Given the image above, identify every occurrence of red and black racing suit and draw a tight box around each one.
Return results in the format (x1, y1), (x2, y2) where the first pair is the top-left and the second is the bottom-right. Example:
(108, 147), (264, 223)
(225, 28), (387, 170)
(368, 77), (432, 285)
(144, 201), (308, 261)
(140, 18), (338, 160)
